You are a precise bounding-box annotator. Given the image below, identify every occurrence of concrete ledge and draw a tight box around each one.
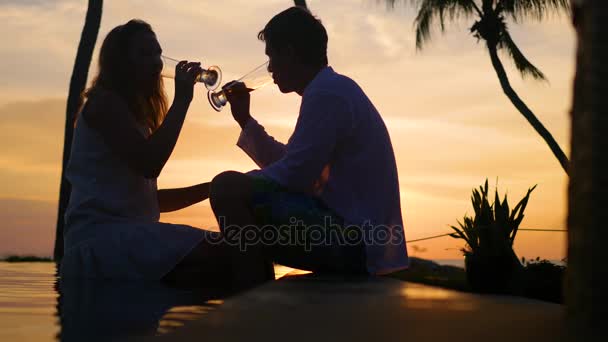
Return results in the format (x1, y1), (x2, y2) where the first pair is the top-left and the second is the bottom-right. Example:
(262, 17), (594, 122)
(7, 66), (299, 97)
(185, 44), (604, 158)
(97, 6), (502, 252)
(151, 274), (567, 341)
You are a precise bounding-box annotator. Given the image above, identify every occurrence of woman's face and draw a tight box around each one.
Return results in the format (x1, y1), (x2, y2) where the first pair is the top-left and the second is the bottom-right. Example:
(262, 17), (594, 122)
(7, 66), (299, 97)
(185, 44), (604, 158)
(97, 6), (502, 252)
(128, 31), (163, 90)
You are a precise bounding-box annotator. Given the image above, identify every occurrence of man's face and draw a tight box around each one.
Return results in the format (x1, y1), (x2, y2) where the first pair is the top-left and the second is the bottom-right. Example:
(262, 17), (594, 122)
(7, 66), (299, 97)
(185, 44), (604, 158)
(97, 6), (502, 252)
(265, 44), (297, 94)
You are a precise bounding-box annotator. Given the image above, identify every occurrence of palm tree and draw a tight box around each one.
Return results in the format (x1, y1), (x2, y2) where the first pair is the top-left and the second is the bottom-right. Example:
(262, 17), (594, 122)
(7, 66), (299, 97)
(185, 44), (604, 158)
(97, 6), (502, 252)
(54, 0), (103, 262)
(568, 0), (608, 337)
(386, 0), (570, 174)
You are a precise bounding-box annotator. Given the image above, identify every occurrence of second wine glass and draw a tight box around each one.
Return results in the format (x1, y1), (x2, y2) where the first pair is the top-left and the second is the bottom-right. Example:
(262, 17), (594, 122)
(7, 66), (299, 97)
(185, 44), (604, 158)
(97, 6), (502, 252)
(207, 61), (272, 112)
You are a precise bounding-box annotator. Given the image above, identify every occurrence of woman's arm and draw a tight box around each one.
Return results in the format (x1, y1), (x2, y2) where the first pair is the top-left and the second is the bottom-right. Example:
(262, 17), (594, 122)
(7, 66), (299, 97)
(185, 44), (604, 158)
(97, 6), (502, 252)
(84, 61), (202, 179)
(158, 182), (210, 213)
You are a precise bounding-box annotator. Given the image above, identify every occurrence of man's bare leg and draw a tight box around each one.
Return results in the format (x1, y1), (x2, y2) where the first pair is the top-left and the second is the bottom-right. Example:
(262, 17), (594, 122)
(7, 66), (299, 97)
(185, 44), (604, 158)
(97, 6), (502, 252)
(209, 171), (274, 286)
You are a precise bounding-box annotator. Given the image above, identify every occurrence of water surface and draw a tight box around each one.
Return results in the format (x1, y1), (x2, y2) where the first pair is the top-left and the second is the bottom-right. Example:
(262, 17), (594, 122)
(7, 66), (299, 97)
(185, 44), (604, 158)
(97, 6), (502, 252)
(0, 262), (295, 341)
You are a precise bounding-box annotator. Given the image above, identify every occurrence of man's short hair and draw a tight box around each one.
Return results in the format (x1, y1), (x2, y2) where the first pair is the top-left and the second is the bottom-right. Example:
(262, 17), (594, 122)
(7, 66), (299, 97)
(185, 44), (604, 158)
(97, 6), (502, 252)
(258, 6), (328, 68)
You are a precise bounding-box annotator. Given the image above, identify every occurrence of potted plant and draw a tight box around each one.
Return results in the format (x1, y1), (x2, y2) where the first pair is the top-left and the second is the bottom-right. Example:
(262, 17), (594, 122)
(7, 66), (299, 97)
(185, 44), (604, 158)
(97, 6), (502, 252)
(450, 180), (536, 294)
(522, 257), (566, 303)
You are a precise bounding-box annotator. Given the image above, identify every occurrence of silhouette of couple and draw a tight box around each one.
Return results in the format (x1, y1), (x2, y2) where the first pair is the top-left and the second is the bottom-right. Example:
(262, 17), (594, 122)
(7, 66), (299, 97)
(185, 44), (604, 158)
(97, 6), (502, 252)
(60, 7), (409, 288)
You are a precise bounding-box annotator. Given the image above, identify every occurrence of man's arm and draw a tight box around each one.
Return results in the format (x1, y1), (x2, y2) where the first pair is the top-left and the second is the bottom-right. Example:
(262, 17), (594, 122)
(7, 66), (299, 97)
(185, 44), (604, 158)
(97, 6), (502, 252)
(157, 182), (210, 213)
(237, 117), (287, 168)
(256, 92), (350, 192)
(224, 81), (287, 167)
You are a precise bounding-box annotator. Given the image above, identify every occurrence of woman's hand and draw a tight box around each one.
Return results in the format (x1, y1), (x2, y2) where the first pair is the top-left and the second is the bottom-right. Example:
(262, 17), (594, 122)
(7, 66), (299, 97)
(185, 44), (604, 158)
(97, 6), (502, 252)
(174, 60), (203, 103)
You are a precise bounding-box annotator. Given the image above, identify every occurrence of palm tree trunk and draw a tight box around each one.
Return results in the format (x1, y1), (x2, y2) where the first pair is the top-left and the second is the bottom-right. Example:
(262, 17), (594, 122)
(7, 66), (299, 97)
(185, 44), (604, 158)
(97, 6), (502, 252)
(54, 0), (103, 262)
(487, 44), (570, 175)
(568, 0), (608, 338)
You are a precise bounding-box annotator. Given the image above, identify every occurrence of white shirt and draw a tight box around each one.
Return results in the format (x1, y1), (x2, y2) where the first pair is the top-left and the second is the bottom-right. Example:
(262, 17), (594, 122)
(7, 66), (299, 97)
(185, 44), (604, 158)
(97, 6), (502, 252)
(237, 66), (409, 274)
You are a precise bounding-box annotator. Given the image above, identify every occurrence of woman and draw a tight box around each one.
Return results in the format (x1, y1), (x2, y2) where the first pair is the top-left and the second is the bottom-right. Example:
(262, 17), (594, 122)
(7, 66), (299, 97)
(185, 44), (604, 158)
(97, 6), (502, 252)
(61, 19), (272, 286)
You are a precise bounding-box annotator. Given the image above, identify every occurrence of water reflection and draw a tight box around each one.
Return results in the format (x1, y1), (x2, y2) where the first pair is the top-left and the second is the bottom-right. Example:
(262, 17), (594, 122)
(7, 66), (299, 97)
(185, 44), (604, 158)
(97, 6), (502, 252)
(0, 262), (59, 341)
(56, 274), (230, 341)
(400, 283), (478, 311)
(0, 262), (297, 341)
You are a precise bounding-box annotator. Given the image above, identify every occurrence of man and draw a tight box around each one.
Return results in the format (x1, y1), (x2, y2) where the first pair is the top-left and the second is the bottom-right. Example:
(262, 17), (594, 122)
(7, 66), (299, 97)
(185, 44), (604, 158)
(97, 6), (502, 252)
(209, 6), (408, 275)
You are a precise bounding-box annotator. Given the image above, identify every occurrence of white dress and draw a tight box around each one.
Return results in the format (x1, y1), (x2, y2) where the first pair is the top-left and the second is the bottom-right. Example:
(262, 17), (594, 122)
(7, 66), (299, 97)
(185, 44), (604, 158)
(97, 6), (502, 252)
(60, 115), (206, 279)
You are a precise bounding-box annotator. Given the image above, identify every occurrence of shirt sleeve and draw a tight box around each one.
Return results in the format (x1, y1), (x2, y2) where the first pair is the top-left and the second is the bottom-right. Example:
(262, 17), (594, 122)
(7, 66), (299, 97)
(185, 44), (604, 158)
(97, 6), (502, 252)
(236, 117), (287, 168)
(258, 91), (351, 193)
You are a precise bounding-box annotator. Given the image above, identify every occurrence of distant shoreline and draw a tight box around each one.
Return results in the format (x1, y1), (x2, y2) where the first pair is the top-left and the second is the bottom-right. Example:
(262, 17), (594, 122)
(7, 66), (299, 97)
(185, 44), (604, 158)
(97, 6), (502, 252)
(1, 255), (53, 262)
(0, 256), (565, 267)
(1, 256), (462, 264)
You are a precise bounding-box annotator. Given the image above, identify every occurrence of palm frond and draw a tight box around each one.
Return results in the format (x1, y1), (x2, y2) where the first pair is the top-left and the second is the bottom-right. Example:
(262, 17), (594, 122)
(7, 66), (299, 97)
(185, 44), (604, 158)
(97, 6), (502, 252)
(383, 0), (400, 9)
(498, 27), (546, 80)
(294, 0), (308, 8)
(497, 0), (570, 22)
(411, 0), (478, 49)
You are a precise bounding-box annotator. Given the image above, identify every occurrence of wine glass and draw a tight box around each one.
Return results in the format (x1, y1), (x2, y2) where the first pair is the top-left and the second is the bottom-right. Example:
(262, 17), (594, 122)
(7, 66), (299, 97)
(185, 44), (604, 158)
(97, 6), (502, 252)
(161, 55), (222, 91)
(207, 61), (272, 112)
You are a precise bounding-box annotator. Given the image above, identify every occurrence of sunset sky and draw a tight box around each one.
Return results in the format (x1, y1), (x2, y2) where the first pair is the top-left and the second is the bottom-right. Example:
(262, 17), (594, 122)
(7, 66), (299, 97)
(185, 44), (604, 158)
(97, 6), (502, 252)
(0, 0), (574, 261)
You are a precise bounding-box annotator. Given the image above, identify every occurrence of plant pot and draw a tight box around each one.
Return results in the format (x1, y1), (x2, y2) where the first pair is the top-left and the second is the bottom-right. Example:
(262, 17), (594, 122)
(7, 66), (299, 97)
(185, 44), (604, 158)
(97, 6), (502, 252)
(523, 261), (565, 303)
(465, 253), (518, 294)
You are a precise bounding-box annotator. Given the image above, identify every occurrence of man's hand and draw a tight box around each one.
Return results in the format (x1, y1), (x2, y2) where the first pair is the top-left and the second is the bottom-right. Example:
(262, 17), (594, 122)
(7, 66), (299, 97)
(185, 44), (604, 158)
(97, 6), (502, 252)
(224, 81), (252, 129)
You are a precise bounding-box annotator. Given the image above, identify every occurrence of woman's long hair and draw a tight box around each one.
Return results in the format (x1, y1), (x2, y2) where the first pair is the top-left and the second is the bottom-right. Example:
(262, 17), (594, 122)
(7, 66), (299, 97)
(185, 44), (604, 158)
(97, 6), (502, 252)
(83, 19), (168, 133)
